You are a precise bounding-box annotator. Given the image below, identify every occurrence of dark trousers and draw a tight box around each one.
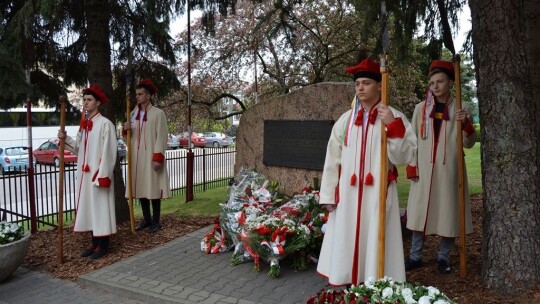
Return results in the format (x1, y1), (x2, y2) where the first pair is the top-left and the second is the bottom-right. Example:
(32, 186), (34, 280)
(140, 198), (161, 224)
(91, 233), (109, 252)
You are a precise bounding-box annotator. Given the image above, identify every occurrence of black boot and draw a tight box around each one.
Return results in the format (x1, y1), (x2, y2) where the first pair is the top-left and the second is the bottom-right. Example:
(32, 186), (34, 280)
(81, 236), (99, 257)
(136, 198), (152, 230)
(147, 199), (162, 233)
(90, 237), (109, 260)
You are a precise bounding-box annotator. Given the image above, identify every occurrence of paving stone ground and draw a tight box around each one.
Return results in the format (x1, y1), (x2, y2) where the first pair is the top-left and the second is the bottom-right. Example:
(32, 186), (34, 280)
(0, 226), (328, 304)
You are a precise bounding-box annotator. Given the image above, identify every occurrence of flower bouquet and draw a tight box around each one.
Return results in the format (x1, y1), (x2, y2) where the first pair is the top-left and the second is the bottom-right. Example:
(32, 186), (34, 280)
(200, 169), (329, 279)
(307, 277), (456, 304)
(271, 188), (325, 271)
(202, 168), (276, 259)
(241, 214), (311, 278)
(200, 219), (229, 254)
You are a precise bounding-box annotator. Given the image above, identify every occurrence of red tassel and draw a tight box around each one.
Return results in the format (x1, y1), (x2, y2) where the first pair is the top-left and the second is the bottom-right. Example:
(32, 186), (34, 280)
(368, 109), (378, 124)
(353, 110), (363, 126)
(350, 173), (357, 186)
(364, 172), (374, 185)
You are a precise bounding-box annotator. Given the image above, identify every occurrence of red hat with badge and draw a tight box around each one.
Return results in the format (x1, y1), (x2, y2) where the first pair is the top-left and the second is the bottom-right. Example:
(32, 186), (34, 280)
(137, 79), (159, 95)
(429, 60), (455, 80)
(345, 58), (381, 82)
(82, 85), (109, 104)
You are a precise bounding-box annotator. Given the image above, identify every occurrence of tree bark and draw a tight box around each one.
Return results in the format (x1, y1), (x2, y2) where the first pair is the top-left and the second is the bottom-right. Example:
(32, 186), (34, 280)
(524, 0), (540, 233)
(469, 0), (540, 294)
(85, 0), (130, 223)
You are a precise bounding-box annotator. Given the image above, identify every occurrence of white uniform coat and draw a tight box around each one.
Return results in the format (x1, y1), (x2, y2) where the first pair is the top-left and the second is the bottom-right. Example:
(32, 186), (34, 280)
(317, 102), (416, 286)
(65, 113), (117, 236)
(406, 98), (476, 237)
(125, 103), (171, 199)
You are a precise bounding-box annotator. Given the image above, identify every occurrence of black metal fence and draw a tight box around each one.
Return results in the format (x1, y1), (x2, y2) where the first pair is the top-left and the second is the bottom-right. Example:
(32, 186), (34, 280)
(0, 147), (236, 230)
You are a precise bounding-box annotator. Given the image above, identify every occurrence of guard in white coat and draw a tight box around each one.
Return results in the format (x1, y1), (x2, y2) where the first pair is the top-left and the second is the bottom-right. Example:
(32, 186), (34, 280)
(60, 85), (117, 259)
(122, 79), (171, 233)
(317, 58), (417, 286)
(405, 60), (476, 274)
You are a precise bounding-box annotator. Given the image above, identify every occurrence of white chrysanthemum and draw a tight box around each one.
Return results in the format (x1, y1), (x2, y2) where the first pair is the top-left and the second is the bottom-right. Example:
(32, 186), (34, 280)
(418, 295), (432, 304)
(9, 224), (19, 233)
(433, 300), (450, 304)
(321, 223), (327, 234)
(401, 287), (413, 299)
(382, 287), (393, 298)
(404, 295), (418, 304)
(364, 277), (375, 289)
(427, 286), (440, 297)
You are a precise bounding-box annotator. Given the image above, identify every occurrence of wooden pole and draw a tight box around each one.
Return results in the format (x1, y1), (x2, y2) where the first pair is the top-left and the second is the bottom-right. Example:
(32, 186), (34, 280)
(126, 91), (135, 233)
(377, 56), (390, 278)
(57, 95), (67, 264)
(454, 54), (467, 277)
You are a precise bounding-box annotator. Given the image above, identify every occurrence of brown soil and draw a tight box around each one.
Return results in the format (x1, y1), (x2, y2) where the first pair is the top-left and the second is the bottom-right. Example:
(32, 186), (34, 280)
(23, 215), (215, 281)
(402, 195), (540, 304)
(22, 197), (539, 303)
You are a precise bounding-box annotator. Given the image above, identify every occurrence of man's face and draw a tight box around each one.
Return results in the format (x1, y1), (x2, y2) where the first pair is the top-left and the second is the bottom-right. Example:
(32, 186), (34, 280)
(135, 88), (151, 104)
(355, 77), (381, 104)
(82, 94), (100, 114)
(429, 72), (453, 99)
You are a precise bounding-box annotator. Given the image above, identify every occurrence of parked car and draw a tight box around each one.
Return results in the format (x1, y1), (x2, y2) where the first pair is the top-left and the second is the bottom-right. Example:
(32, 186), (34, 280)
(204, 132), (234, 148)
(33, 139), (77, 167)
(177, 132), (207, 148)
(117, 138), (127, 161)
(0, 146), (34, 174)
(167, 134), (180, 150)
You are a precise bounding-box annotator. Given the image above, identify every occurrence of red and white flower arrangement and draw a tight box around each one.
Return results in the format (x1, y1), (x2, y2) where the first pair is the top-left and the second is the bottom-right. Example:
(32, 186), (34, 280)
(201, 169), (327, 278)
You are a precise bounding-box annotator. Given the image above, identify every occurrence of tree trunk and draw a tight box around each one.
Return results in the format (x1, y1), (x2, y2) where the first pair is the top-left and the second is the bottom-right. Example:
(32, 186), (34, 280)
(469, 0), (540, 294)
(524, 0), (540, 232)
(86, 0), (130, 223)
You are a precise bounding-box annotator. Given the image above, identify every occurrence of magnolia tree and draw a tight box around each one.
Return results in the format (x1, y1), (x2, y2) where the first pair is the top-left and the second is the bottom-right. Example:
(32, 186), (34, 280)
(171, 0), (474, 120)
(172, 0), (371, 112)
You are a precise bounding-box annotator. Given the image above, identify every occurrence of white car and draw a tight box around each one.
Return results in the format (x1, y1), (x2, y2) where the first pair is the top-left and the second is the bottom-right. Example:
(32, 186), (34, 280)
(167, 134), (180, 149)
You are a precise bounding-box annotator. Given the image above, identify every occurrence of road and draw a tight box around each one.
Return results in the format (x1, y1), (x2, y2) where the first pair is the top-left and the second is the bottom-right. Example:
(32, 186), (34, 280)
(0, 147), (236, 223)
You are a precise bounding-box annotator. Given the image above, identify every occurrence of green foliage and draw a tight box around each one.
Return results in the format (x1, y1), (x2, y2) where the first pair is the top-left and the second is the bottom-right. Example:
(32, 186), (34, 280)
(474, 124), (481, 142)
(167, 121), (176, 134)
(193, 118), (214, 133)
(0, 43), (29, 109)
(349, 0), (466, 59)
(211, 123), (224, 133)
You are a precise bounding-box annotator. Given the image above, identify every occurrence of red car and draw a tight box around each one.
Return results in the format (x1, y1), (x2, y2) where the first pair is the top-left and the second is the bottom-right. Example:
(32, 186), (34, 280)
(178, 132), (207, 148)
(33, 139), (78, 166)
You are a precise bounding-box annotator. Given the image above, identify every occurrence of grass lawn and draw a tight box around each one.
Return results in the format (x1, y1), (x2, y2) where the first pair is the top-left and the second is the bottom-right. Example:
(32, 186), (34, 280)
(396, 143), (482, 207)
(44, 188), (227, 230)
(139, 143), (483, 217)
(158, 187), (226, 218)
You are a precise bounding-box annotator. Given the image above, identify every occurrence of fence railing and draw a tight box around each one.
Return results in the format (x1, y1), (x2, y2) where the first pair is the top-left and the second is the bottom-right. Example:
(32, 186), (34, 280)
(0, 147), (236, 230)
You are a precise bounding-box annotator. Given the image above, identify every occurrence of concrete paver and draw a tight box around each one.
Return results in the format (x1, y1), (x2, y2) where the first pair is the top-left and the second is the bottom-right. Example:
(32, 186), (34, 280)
(0, 226), (329, 304)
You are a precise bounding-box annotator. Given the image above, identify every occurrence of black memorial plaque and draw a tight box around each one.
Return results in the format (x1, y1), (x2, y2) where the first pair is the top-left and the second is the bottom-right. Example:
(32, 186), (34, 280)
(263, 120), (334, 170)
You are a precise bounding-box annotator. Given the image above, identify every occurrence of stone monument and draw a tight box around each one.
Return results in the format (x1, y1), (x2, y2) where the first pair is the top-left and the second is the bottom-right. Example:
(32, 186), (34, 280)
(235, 82), (355, 195)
